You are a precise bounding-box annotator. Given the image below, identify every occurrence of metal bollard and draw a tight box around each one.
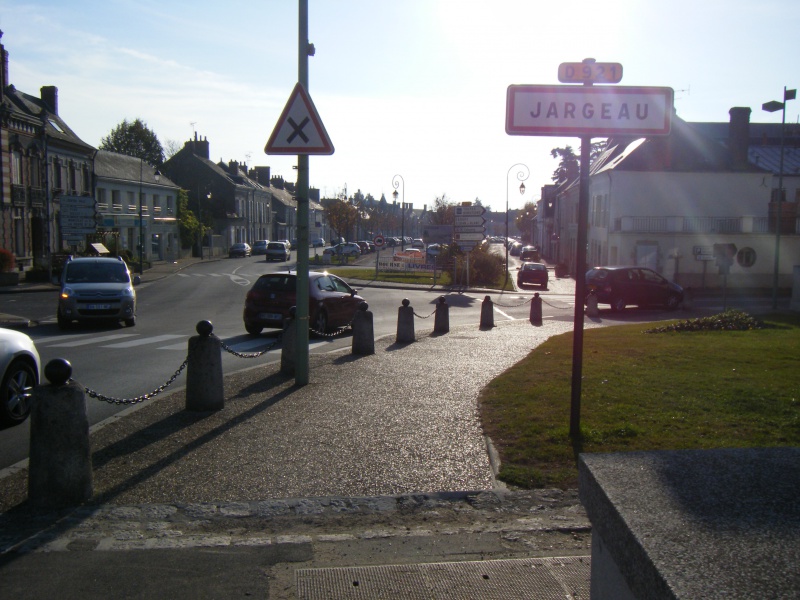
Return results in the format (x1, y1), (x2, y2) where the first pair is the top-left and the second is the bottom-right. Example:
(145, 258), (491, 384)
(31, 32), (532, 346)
(479, 295), (495, 329)
(683, 287), (693, 310)
(530, 292), (543, 325)
(586, 291), (599, 318)
(352, 302), (375, 355)
(28, 359), (93, 507)
(281, 307), (297, 376)
(186, 320), (224, 411)
(434, 295), (449, 334)
(396, 298), (415, 343)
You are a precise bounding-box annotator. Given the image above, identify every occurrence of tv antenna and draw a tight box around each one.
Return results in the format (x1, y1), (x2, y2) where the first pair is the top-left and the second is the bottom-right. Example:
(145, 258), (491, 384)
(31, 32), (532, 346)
(190, 122), (197, 135)
(675, 85), (691, 100)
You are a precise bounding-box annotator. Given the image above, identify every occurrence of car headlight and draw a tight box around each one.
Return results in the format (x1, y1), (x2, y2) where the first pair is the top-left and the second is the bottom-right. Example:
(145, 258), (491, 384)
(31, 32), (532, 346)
(60, 286), (75, 299)
(121, 287), (135, 298)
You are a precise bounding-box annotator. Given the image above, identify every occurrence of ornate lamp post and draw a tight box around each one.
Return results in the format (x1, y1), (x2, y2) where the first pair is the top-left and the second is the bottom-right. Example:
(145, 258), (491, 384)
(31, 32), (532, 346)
(762, 87), (796, 309)
(506, 163), (529, 278)
(392, 174), (405, 250)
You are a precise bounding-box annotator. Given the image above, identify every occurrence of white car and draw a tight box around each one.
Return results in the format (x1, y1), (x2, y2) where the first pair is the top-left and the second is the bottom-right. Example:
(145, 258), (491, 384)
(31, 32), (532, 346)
(0, 327), (41, 426)
(324, 243), (361, 257)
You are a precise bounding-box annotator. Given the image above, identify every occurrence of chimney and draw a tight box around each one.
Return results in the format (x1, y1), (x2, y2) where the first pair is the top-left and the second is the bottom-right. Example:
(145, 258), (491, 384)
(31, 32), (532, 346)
(729, 107), (751, 169)
(188, 133), (210, 160)
(254, 166), (271, 185)
(40, 85), (58, 115)
(228, 160), (239, 176)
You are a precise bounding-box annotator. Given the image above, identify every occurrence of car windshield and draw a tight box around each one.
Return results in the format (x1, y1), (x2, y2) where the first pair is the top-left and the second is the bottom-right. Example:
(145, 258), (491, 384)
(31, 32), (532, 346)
(523, 264), (545, 271)
(65, 262), (130, 284)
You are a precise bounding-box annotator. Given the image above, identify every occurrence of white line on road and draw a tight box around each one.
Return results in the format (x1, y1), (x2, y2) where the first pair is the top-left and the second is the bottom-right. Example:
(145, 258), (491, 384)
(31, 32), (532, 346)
(102, 334), (188, 348)
(46, 333), (139, 347)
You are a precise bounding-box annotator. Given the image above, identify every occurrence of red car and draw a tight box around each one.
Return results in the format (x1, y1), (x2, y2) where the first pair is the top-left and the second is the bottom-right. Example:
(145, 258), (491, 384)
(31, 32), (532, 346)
(517, 262), (549, 289)
(243, 271), (365, 335)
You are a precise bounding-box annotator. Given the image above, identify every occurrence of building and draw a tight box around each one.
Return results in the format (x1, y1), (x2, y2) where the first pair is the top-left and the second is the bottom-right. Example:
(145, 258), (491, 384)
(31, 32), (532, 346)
(547, 107), (800, 289)
(94, 150), (181, 264)
(1, 32), (95, 274)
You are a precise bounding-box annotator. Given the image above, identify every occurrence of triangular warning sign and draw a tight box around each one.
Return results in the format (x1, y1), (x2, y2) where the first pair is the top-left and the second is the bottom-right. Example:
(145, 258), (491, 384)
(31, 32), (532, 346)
(265, 83), (335, 155)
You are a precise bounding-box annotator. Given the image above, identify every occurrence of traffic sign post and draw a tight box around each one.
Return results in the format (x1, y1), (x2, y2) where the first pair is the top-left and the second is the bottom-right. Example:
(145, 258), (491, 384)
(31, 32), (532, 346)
(506, 58), (674, 439)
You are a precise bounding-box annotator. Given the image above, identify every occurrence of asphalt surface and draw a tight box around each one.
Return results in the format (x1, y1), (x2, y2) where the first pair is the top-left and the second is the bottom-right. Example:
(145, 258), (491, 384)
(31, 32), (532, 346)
(0, 257), (597, 599)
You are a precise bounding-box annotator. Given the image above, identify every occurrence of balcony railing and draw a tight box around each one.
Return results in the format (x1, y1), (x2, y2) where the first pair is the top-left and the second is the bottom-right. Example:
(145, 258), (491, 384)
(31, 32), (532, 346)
(612, 215), (799, 235)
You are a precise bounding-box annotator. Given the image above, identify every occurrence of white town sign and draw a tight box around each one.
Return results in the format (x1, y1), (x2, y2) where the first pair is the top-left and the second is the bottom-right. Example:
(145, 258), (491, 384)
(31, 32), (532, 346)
(506, 85), (673, 137)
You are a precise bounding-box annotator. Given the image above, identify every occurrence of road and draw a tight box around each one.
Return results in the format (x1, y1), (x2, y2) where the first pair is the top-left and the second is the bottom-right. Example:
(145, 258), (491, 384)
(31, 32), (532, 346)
(1, 247), (773, 470)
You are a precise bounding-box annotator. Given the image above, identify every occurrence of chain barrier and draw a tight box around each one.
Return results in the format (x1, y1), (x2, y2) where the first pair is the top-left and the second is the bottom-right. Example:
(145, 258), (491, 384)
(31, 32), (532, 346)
(492, 296), (533, 308)
(540, 297), (573, 310)
(310, 313), (356, 338)
(412, 307), (437, 319)
(81, 356), (190, 405)
(220, 332), (282, 358)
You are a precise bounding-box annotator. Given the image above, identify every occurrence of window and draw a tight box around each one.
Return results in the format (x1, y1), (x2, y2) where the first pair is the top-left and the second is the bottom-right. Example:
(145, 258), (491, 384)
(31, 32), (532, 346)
(52, 158), (63, 189)
(69, 161), (77, 191)
(11, 150), (23, 185)
(82, 164), (90, 193)
(30, 155), (41, 188)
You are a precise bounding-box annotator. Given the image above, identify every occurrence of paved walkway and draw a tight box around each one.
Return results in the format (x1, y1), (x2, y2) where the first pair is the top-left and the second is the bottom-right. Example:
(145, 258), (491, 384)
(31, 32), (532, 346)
(0, 257), (593, 599)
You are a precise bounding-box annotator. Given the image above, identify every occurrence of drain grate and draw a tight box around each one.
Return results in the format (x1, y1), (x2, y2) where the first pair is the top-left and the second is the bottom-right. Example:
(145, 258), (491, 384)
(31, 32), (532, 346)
(296, 555), (590, 599)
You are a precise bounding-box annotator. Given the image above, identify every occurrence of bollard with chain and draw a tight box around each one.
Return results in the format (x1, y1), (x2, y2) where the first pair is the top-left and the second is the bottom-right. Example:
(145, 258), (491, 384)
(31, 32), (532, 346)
(186, 320), (224, 411)
(396, 298), (415, 343)
(480, 295), (495, 329)
(352, 302), (375, 355)
(28, 359), (93, 507)
(434, 295), (449, 334)
(530, 292), (543, 325)
(281, 307), (297, 376)
(586, 290), (599, 318)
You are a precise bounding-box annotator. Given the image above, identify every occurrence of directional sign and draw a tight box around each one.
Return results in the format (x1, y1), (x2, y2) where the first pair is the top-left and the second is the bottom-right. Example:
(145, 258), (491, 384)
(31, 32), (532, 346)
(454, 232), (485, 242)
(454, 216), (486, 228)
(506, 85), (673, 137)
(454, 206), (486, 217)
(265, 83), (334, 155)
(452, 226), (485, 234)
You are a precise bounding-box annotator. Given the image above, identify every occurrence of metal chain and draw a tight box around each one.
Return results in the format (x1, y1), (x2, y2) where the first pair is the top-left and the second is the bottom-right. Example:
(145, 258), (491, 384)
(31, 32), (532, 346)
(81, 356), (189, 405)
(540, 297), (573, 310)
(412, 307), (437, 319)
(220, 333), (281, 358)
(492, 296), (533, 308)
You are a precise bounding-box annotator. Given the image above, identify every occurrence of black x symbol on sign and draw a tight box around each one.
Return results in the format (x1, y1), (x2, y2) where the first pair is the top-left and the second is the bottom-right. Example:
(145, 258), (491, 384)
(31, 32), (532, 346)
(287, 117), (310, 144)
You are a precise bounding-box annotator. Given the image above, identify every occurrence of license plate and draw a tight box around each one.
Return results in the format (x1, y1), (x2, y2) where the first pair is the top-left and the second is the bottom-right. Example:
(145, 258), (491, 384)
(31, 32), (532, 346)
(259, 312), (283, 321)
(87, 304), (112, 310)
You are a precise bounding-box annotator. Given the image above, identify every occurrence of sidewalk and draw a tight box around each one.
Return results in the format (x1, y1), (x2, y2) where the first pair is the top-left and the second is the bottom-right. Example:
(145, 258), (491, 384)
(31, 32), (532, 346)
(0, 261), (592, 599)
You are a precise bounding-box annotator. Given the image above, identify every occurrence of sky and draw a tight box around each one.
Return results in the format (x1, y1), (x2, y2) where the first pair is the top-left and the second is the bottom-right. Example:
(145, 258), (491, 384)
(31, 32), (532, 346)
(2, 0), (798, 213)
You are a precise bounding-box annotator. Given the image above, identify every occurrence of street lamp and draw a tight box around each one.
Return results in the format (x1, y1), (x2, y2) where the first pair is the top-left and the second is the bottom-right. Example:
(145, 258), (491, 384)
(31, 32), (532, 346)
(139, 162), (160, 275)
(506, 163), (529, 277)
(762, 86), (796, 309)
(392, 174), (405, 250)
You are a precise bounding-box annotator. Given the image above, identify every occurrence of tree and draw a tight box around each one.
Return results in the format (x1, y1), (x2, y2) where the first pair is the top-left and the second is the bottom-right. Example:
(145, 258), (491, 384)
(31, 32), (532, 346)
(430, 194), (455, 225)
(100, 118), (165, 166)
(550, 140), (608, 184)
(515, 201), (538, 240)
(177, 189), (201, 250)
(323, 198), (358, 241)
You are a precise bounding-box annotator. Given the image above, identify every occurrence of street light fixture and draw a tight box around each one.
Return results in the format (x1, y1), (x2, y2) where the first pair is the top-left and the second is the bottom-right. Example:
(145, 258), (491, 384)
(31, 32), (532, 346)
(762, 86), (796, 309)
(392, 174), (405, 250)
(506, 163), (530, 278)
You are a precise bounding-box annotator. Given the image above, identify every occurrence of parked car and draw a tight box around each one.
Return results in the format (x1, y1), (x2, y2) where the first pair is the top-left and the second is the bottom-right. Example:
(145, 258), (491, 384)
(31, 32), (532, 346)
(311, 237), (326, 248)
(0, 327), (41, 426)
(520, 245), (540, 262)
(324, 243), (362, 257)
(55, 256), (140, 329)
(585, 266), (683, 312)
(426, 243), (443, 257)
(509, 242), (523, 256)
(265, 241), (291, 261)
(243, 271), (365, 334)
(279, 239), (292, 250)
(229, 242), (252, 258)
(355, 241), (370, 254)
(411, 238), (425, 249)
(517, 262), (549, 289)
(251, 240), (269, 255)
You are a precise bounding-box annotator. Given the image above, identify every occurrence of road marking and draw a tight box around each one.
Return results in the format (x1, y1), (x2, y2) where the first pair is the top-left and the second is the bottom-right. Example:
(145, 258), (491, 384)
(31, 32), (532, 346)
(102, 334), (188, 348)
(493, 307), (515, 320)
(32, 332), (97, 345)
(46, 333), (139, 347)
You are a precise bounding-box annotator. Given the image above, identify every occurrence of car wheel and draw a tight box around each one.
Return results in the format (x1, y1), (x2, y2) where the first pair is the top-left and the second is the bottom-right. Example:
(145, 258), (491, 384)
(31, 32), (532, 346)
(245, 323), (263, 335)
(611, 297), (626, 312)
(1, 359), (37, 426)
(57, 312), (71, 330)
(312, 310), (328, 334)
(125, 317), (136, 327)
(665, 294), (681, 310)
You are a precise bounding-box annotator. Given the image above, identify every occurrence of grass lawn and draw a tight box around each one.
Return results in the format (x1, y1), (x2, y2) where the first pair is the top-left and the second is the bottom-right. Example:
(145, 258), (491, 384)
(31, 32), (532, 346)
(479, 311), (800, 489)
(327, 267), (515, 291)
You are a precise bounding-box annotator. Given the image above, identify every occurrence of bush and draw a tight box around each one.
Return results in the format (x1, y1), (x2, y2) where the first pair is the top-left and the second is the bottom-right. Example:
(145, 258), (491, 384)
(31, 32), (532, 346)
(644, 309), (764, 333)
(468, 246), (504, 286)
(0, 249), (15, 273)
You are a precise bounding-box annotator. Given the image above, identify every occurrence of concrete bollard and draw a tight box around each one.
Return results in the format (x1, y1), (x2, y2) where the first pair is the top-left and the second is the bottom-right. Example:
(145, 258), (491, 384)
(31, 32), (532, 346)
(479, 295), (495, 329)
(186, 320), (224, 411)
(683, 287), (693, 310)
(352, 302), (375, 355)
(586, 291), (599, 318)
(28, 359), (93, 507)
(281, 307), (297, 376)
(530, 292), (543, 325)
(434, 295), (450, 334)
(396, 298), (415, 343)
